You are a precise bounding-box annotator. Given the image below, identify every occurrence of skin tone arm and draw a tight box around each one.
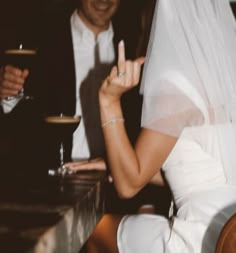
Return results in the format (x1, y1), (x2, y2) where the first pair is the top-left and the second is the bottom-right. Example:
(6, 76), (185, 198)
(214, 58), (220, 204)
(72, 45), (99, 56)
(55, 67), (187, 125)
(66, 158), (164, 185)
(0, 65), (29, 99)
(99, 41), (177, 198)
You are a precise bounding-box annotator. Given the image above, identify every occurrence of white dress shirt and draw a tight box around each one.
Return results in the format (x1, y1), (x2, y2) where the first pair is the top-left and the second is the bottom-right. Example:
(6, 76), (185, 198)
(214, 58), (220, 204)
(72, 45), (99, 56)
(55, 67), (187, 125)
(0, 96), (21, 114)
(69, 11), (115, 160)
(0, 11), (115, 161)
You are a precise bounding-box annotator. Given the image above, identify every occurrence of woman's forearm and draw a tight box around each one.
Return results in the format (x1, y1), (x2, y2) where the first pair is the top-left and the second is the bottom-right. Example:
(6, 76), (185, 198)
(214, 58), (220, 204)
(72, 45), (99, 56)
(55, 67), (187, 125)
(99, 98), (142, 198)
(97, 42), (174, 198)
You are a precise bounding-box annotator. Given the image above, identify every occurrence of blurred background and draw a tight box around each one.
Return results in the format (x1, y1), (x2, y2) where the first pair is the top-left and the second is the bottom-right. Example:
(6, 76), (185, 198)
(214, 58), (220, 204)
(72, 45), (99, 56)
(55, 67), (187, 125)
(0, 0), (145, 52)
(0, 0), (235, 53)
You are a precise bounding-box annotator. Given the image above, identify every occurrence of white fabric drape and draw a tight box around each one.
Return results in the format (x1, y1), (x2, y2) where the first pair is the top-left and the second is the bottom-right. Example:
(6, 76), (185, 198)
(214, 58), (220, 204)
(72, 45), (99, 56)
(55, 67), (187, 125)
(140, 0), (236, 184)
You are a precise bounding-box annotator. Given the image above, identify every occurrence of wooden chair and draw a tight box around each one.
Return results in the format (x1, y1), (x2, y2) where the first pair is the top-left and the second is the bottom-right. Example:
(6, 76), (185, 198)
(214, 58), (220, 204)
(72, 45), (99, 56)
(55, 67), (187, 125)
(215, 213), (236, 253)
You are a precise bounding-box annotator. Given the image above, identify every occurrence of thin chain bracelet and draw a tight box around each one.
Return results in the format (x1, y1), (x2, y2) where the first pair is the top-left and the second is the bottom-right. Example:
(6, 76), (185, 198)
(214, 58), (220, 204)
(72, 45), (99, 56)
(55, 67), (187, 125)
(101, 117), (125, 128)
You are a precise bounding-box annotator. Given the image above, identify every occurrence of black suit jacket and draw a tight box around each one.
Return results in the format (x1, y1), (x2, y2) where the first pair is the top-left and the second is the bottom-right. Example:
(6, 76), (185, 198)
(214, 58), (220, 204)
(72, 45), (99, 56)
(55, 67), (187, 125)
(0, 2), (142, 178)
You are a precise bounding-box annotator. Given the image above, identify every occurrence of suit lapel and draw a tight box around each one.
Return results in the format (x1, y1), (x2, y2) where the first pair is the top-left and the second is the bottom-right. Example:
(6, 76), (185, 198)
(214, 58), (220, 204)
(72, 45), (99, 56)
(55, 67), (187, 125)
(37, 12), (76, 116)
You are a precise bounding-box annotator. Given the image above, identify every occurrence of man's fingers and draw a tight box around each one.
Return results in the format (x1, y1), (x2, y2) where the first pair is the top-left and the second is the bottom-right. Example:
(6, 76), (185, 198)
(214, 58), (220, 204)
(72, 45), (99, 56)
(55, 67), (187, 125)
(0, 65), (26, 89)
(4, 65), (23, 76)
(22, 69), (30, 78)
(4, 71), (25, 85)
(1, 79), (23, 91)
(0, 86), (20, 98)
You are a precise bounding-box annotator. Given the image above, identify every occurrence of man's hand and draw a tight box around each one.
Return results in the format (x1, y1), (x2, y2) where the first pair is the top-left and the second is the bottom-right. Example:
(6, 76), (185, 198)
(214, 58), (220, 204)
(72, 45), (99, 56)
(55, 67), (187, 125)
(0, 65), (29, 99)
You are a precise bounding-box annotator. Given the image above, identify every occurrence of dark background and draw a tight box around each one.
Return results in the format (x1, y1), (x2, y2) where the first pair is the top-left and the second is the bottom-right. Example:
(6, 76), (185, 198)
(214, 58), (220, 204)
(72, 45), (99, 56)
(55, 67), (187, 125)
(0, 0), (144, 52)
(0, 0), (235, 51)
(231, 1), (236, 16)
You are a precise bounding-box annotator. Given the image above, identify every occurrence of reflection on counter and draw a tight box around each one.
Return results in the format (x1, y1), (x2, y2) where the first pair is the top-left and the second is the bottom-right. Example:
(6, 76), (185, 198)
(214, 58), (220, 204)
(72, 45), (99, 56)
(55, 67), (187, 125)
(0, 171), (106, 253)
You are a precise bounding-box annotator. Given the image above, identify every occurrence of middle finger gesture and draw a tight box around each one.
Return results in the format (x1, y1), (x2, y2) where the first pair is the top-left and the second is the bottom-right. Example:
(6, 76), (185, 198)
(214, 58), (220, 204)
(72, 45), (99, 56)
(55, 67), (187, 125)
(99, 40), (145, 104)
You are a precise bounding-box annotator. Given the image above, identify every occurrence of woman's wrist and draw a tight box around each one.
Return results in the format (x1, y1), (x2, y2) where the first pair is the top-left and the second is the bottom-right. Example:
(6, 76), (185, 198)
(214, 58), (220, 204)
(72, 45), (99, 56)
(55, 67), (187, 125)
(98, 89), (120, 108)
(99, 94), (123, 124)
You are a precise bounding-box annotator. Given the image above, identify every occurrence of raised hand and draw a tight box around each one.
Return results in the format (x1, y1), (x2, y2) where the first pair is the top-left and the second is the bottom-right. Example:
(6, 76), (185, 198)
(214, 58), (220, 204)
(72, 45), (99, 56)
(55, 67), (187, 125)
(0, 65), (29, 99)
(99, 40), (145, 105)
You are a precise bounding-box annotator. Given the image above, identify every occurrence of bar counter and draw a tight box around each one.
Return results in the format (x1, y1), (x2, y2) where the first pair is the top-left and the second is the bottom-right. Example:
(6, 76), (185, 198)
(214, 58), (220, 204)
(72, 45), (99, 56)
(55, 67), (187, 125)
(0, 171), (106, 253)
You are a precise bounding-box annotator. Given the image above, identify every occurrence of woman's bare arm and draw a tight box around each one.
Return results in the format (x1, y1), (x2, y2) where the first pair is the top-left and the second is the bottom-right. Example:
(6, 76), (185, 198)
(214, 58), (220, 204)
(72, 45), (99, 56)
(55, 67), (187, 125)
(99, 41), (177, 198)
(149, 170), (166, 186)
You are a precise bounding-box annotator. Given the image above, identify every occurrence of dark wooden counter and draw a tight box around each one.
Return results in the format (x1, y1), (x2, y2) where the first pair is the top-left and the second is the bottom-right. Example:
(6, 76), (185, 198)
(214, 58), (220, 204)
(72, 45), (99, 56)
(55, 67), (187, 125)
(0, 171), (106, 253)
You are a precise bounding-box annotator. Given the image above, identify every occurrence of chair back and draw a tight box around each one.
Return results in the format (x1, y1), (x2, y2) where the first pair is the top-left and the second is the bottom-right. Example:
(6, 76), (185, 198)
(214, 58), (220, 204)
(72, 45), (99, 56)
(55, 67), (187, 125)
(215, 213), (236, 253)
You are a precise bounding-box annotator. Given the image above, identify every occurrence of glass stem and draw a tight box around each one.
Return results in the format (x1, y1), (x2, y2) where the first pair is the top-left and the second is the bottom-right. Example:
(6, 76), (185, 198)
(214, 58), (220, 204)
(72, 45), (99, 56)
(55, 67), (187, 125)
(59, 142), (64, 167)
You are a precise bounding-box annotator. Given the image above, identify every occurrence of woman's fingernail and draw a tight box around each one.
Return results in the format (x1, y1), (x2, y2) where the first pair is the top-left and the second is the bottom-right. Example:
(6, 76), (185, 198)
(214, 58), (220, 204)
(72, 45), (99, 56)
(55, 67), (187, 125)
(119, 40), (124, 47)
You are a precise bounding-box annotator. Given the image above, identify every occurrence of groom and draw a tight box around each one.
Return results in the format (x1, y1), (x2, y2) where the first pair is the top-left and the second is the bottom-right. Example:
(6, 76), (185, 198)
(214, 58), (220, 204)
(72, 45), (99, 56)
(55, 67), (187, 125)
(0, 0), (142, 178)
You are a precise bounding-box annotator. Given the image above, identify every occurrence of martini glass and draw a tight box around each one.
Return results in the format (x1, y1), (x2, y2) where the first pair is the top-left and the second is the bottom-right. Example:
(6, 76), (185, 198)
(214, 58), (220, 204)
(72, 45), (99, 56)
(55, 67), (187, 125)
(3, 43), (37, 100)
(45, 114), (81, 177)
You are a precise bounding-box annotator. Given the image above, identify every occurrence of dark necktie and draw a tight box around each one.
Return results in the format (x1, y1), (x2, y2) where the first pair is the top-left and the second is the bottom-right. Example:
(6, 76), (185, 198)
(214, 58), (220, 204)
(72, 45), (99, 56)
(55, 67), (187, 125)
(80, 43), (113, 159)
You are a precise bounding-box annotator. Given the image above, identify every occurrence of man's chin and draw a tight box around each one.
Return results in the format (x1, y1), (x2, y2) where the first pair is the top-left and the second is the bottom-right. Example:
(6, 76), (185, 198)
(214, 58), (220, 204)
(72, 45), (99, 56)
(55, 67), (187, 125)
(92, 18), (110, 30)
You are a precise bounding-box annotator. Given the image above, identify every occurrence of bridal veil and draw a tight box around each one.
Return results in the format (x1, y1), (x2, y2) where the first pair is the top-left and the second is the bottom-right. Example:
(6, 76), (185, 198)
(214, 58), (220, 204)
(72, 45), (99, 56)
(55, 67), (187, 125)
(140, 0), (236, 184)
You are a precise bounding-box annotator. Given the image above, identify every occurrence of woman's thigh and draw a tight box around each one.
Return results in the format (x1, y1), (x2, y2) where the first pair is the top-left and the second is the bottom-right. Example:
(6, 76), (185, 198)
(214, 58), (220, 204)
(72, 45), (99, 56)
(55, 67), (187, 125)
(87, 214), (124, 253)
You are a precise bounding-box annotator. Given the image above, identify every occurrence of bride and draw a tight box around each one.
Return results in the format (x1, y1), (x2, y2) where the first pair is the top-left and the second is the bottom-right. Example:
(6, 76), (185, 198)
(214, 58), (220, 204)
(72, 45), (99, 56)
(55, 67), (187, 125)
(85, 0), (236, 252)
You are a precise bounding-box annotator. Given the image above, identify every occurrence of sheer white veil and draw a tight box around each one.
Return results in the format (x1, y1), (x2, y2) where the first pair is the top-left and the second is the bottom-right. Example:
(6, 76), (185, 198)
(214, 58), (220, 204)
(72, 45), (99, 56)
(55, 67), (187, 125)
(140, 0), (236, 184)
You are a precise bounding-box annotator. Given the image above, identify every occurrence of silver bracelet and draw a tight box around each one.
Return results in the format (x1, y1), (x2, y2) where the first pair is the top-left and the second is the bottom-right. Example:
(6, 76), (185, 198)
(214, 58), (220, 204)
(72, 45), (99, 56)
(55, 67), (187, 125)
(101, 117), (125, 128)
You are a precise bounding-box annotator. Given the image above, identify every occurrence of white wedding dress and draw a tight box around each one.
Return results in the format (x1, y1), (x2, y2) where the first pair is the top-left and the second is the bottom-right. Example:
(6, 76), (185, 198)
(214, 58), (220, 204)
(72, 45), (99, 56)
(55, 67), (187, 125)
(117, 125), (236, 253)
(116, 0), (236, 252)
